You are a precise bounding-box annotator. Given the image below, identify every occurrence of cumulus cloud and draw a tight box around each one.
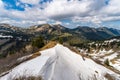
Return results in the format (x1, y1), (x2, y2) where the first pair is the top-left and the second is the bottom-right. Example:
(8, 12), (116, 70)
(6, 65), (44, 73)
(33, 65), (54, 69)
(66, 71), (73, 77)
(37, 20), (47, 24)
(102, 0), (120, 15)
(0, 0), (120, 28)
(54, 21), (62, 25)
(20, 0), (40, 5)
(44, 0), (92, 19)
(0, 0), (3, 8)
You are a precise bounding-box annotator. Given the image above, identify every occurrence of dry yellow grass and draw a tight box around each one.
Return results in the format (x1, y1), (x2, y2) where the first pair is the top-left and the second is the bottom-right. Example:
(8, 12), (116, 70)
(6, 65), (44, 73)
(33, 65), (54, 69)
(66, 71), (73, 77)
(30, 52), (41, 59)
(100, 51), (114, 58)
(29, 41), (58, 59)
(104, 73), (115, 80)
(110, 57), (119, 64)
(110, 59), (116, 64)
(40, 41), (57, 51)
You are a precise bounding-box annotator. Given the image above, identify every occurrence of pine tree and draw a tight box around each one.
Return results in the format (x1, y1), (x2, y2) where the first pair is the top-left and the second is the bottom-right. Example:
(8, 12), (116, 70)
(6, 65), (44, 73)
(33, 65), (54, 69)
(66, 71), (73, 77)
(32, 36), (45, 48)
(104, 58), (110, 66)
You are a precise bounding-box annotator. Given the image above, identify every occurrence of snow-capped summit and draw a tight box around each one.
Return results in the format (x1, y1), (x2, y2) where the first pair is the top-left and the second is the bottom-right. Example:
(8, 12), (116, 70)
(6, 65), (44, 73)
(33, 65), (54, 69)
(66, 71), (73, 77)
(0, 44), (120, 80)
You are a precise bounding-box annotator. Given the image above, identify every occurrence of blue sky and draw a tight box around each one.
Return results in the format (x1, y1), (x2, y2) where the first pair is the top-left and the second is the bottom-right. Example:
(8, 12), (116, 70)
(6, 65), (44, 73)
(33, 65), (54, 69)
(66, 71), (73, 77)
(0, 0), (120, 29)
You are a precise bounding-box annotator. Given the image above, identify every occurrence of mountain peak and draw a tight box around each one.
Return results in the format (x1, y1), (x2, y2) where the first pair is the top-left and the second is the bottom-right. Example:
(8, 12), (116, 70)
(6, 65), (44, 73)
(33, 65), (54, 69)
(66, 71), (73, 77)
(52, 24), (67, 30)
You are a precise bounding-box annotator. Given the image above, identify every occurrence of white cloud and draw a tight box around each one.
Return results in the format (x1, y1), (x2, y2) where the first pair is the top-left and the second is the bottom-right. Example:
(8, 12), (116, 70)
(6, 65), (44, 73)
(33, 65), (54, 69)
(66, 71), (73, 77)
(0, 0), (4, 12)
(54, 21), (62, 25)
(72, 16), (102, 24)
(0, 0), (3, 8)
(101, 16), (120, 22)
(101, 0), (120, 16)
(0, 0), (120, 28)
(44, 0), (92, 19)
(20, 0), (40, 5)
(37, 20), (47, 24)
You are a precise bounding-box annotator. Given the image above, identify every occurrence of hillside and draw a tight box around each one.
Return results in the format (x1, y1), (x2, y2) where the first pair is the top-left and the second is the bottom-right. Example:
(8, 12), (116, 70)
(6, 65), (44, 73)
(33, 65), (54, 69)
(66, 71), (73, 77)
(78, 37), (120, 74)
(0, 44), (120, 80)
(0, 24), (32, 58)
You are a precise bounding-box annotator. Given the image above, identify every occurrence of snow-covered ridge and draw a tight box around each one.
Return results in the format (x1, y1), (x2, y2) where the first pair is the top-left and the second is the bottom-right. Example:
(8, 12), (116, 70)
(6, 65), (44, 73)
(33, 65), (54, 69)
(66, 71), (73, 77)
(0, 44), (120, 80)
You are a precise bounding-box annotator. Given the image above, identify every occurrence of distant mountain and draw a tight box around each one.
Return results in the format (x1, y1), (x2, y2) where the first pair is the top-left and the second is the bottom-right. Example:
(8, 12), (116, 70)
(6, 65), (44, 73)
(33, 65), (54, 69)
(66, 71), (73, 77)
(109, 28), (120, 36)
(0, 23), (24, 33)
(1, 23), (120, 41)
(28, 24), (71, 41)
(0, 24), (31, 58)
(29, 24), (68, 34)
(72, 26), (101, 40)
(0, 24), (29, 38)
(22, 24), (120, 41)
(72, 26), (120, 40)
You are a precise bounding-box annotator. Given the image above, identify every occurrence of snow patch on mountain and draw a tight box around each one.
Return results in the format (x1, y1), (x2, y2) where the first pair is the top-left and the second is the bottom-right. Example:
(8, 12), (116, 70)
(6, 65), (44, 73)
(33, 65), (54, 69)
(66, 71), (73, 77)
(0, 44), (120, 80)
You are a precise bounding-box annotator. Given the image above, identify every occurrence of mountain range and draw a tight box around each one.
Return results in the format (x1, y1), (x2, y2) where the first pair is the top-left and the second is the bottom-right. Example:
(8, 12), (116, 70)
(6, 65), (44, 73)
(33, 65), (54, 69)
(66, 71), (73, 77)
(28, 24), (120, 40)
(1, 23), (120, 41)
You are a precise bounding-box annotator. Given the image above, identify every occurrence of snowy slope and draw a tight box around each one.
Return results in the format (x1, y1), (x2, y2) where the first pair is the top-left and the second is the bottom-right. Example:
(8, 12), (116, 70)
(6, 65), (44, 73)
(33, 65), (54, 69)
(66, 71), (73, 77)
(0, 44), (120, 80)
